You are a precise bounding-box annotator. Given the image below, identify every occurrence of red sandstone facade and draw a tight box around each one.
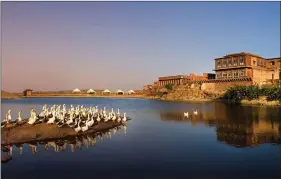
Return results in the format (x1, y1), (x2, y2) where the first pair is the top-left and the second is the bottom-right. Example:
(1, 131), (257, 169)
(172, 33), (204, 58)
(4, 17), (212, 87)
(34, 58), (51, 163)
(214, 52), (280, 85)
(157, 73), (216, 87)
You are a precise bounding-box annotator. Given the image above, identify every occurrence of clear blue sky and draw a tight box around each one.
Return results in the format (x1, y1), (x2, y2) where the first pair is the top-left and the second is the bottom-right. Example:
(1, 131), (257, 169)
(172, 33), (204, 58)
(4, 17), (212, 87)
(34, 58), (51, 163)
(2, 2), (280, 92)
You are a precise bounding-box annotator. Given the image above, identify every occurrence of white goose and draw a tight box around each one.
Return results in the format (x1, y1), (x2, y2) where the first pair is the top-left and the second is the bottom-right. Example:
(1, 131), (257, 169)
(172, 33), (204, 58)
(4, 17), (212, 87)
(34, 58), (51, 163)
(184, 112), (189, 117)
(96, 113), (101, 122)
(81, 121), (89, 132)
(112, 113), (117, 121)
(27, 111), (37, 125)
(122, 113), (127, 123)
(193, 110), (198, 115)
(117, 115), (121, 123)
(7, 109), (12, 121)
(47, 112), (56, 124)
(17, 111), (22, 121)
(104, 114), (109, 122)
(66, 114), (74, 125)
(87, 113), (94, 127)
(74, 120), (82, 133)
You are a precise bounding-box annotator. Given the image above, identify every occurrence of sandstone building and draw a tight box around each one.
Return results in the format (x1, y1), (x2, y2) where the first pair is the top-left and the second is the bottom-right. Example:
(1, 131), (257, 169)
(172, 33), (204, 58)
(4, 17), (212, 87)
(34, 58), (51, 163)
(144, 52), (280, 93)
(214, 52), (281, 85)
(157, 73), (216, 87)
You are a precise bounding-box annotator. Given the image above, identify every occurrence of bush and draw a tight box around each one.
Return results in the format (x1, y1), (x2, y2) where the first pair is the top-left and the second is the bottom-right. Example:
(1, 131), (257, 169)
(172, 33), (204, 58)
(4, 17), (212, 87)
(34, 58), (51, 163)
(223, 85), (281, 102)
(165, 83), (173, 90)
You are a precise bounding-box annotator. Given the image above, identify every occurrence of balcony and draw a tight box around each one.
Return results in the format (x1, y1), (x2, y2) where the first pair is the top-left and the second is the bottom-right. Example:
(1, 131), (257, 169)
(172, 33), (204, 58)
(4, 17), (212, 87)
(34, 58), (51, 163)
(214, 64), (250, 71)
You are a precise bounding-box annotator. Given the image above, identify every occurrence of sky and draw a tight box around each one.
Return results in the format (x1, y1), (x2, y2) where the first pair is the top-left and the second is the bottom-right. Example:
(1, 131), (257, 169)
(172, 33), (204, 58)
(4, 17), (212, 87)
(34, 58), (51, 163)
(1, 2), (280, 93)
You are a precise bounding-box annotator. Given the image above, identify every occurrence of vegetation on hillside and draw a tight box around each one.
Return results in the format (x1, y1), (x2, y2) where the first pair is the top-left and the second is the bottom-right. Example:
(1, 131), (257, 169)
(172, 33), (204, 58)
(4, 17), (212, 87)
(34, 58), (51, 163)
(223, 85), (281, 102)
(164, 83), (173, 90)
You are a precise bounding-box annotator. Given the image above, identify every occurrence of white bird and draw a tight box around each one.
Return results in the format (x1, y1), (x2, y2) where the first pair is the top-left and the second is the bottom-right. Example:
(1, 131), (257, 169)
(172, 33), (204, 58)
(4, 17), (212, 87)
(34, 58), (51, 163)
(96, 113), (101, 122)
(74, 120), (82, 133)
(122, 113), (127, 123)
(87, 114), (94, 127)
(193, 110), (198, 115)
(81, 123), (88, 132)
(104, 114), (109, 122)
(27, 112), (37, 125)
(17, 111), (23, 121)
(7, 109), (12, 121)
(184, 112), (189, 117)
(47, 112), (56, 124)
(117, 115), (121, 123)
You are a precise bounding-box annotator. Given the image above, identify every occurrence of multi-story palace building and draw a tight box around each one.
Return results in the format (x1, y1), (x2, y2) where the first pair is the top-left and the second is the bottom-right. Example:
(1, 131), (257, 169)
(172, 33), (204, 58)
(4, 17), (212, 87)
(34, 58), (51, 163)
(157, 73), (216, 87)
(214, 52), (281, 84)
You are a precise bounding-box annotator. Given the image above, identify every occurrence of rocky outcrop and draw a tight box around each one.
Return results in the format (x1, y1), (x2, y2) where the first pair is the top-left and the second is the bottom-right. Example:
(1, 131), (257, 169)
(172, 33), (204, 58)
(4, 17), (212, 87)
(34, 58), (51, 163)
(159, 85), (224, 101)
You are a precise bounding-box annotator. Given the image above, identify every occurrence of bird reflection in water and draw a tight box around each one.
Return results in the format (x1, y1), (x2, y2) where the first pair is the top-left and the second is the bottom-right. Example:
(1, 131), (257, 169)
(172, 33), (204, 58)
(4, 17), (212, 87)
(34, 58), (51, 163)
(1, 145), (13, 163)
(1, 125), (127, 160)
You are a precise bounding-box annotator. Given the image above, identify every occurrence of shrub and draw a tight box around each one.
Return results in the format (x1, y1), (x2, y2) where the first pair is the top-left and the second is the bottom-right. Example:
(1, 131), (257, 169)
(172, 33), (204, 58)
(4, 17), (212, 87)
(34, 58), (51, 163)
(223, 85), (281, 102)
(165, 83), (173, 90)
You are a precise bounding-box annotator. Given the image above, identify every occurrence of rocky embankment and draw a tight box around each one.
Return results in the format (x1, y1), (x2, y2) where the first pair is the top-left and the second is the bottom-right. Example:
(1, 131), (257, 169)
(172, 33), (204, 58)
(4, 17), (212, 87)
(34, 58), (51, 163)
(157, 85), (224, 101)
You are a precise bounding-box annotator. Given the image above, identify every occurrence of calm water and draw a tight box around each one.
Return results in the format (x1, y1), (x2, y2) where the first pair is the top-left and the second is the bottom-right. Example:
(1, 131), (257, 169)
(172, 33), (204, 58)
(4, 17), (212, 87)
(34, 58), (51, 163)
(1, 98), (281, 179)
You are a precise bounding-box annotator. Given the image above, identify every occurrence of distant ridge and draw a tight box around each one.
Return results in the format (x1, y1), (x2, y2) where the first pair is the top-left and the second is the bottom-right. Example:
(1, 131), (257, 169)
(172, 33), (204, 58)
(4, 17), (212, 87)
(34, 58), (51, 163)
(1, 90), (21, 99)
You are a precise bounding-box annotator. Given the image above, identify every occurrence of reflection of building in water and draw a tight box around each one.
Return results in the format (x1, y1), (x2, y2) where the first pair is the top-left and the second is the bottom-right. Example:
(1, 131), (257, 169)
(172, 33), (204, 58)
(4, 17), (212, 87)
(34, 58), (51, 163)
(217, 120), (280, 147)
(159, 108), (280, 148)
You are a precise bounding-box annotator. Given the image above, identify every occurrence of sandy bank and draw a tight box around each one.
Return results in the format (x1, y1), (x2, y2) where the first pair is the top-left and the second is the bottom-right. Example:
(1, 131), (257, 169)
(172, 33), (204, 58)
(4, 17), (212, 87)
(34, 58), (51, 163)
(1, 91), (21, 99)
(24, 94), (145, 99)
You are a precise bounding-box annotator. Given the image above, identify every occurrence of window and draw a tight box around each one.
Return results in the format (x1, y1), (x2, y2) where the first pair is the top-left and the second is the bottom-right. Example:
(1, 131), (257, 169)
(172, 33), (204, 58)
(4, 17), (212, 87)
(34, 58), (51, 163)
(217, 60), (221, 68)
(240, 70), (245, 77)
(271, 61), (275, 66)
(222, 72), (227, 78)
(228, 71), (232, 78)
(239, 56), (245, 65)
(222, 60), (227, 67)
(233, 57), (238, 66)
(253, 60), (256, 66)
(216, 73), (222, 79)
(228, 58), (232, 66)
(233, 72), (238, 78)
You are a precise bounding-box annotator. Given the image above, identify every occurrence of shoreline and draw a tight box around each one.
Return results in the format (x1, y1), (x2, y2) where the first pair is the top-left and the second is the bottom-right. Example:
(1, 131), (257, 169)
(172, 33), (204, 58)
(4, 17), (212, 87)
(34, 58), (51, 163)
(2, 94), (280, 107)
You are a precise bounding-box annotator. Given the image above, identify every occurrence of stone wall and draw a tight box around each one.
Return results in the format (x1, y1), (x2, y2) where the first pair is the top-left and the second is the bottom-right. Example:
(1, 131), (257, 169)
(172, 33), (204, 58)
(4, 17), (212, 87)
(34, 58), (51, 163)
(162, 85), (222, 100)
(202, 81), (254, 92)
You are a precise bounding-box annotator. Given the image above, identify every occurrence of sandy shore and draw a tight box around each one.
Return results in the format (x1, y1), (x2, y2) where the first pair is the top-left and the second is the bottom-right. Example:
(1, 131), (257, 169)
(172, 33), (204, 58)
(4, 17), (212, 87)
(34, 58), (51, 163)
(24, 94), (145, 98)
(4, 93), (280, 107)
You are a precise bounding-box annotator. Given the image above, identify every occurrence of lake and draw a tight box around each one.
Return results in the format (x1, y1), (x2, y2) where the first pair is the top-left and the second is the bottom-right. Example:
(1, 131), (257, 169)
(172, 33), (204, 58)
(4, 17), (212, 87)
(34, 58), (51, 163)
(1, 98), (281, 179)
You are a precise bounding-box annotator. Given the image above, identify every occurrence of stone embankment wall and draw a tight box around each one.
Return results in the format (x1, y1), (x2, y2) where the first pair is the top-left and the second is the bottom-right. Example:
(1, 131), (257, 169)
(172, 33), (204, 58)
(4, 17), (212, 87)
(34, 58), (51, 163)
(160, 84), (223, 101)
(202, 81), (253, 91)
(154, 80), (254, 101)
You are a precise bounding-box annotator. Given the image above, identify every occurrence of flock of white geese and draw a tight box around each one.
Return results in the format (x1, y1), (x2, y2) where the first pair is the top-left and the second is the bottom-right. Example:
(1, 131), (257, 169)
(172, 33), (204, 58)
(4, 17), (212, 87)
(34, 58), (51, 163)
(1, 104), (128, 133)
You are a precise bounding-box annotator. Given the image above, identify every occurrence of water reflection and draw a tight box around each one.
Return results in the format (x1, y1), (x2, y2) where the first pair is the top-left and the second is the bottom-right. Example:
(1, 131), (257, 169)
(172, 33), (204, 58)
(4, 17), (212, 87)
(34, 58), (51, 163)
(159, 103), (281, 148)
(1, 125), (127, 164)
